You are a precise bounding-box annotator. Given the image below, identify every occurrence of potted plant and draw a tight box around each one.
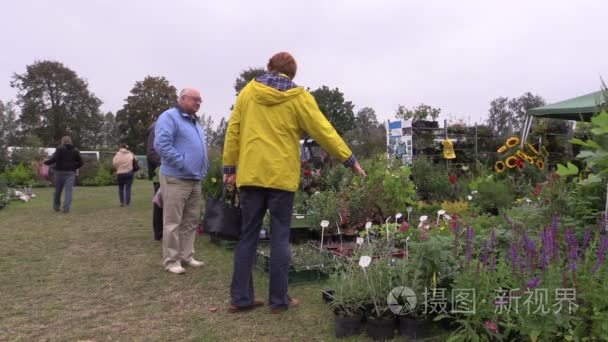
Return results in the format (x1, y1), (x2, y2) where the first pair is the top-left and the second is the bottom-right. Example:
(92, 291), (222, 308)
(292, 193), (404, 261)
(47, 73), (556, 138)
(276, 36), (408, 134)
(362, 251), (398, 341)
(327, 262), (368, 338)
(396, 234), (459, 339)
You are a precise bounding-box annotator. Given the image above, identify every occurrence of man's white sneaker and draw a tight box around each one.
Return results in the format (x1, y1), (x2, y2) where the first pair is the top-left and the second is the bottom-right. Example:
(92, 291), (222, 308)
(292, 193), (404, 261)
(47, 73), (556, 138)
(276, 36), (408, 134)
(167, 265), (186, 274)
(184, 259), (205, 267)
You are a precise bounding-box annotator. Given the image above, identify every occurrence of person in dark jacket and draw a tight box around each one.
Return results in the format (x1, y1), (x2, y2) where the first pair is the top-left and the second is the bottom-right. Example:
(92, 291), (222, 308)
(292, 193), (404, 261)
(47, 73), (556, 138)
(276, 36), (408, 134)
(44, 136), (83, 213)
(147, 122), (163, 241)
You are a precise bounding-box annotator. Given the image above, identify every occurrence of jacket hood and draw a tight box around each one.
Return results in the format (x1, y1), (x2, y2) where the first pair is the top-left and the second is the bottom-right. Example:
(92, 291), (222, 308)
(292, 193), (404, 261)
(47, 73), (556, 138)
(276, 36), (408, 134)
(118, 148), (130, 154)
(63, 144), (74, 150)
(250, 80), (304, 106)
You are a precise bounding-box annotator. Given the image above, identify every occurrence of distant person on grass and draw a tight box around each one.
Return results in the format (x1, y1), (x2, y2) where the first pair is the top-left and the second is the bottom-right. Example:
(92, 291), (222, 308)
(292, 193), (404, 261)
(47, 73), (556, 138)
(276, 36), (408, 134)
(44, 135), (83, 213)
(223, 52), (366, 314)
(112, 143), (136, 207)
(155, 88), (209, 275)
(147, 121), (163, 241)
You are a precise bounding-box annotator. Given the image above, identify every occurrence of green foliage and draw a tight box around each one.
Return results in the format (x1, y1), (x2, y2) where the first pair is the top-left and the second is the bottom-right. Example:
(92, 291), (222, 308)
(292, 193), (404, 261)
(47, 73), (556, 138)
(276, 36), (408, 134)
(5, 163), (35, 186)
(380, 163), (416, 215)
(115, 76), (178, 153)
(340, 157), (416, 226)
(394, 103), (441, 121)
(0, 100), (18, 171)
(327, 262), (369, 317)
(487, 92), (545, 136)
(307, 191), (340, 233)
(344, 107), (386, 159)
(310, 86), (355, 135)
(474, 177), (513, 213)
(411, 157), (452, 202)
(80, 165), (114, 186)
(361, 247), (398, 319)
(201, 153), (223, 199)
(11, 60), (104, 149)
(9, 134), (47, 168)
(233, 67), (266, 95)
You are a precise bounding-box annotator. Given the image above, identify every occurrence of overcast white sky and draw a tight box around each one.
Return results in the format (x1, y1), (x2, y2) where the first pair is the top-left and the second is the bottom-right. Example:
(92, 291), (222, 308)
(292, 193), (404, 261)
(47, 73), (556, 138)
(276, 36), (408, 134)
(1, 0), (606, 126)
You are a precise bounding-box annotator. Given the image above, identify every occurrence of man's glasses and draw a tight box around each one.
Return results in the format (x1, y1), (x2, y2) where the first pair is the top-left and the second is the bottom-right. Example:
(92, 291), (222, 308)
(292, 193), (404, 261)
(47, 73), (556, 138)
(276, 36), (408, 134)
(184, 95), (202, 103)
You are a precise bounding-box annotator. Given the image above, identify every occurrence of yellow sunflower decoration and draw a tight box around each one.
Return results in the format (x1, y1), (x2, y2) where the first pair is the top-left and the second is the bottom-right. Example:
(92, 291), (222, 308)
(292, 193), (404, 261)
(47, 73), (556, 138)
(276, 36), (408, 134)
(527, 143), (540, 156)
(506, 156), (518, 168)
(506, 136), (520, 148)
(497, 145), (507, 153)
(495, 161), (506, 172)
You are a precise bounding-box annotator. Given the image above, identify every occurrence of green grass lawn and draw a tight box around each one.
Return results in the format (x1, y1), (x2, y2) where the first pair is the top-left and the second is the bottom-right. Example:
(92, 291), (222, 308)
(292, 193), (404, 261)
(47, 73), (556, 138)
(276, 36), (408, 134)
(0, 181), (381, 341)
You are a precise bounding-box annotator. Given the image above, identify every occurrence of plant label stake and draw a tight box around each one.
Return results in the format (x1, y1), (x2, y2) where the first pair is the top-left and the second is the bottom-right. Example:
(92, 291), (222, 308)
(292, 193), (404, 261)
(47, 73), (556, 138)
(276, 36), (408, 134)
(320, 220), (329, 251)
(395, 213), (403, 235)
(436, 209), (446, 227)
(385, 216), (392, 243)
(418, 215), (428, 229)
(407, 206), (412, 222)
(405, 236), (411, 260)
(358, 255), (380, 317)
(365, 221), (372, 244)
(356, 237), (364, 245)
(336, 222), (343, 248)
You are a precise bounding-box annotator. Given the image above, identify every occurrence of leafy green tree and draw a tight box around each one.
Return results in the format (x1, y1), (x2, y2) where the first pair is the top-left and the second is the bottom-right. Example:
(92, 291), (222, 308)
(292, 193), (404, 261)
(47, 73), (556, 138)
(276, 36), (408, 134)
(310, 86), (355, 135)
(345, 107), (386, 158)
(487, 97), (511, 136)
(394, 103), (441, 122)
(508, 92), (546, 133)
(234, 67), (266, 95)
(487, 92), (545, 136)
(100, 112), (119, 149)
(115, 76), (177, 153)
(10, 60), (103, 148)
(0, 101), (18, 170)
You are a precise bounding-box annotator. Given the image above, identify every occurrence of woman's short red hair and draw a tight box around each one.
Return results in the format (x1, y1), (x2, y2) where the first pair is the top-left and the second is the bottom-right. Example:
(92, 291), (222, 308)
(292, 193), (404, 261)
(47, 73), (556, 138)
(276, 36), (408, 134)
(267, 52), (297, 79)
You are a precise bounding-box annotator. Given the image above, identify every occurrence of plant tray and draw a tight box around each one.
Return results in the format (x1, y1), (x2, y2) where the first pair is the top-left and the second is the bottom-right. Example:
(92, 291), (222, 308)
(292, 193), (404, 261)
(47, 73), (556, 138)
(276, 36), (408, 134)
(209, 234), (239, 250)
(255, 252), (332, 285)
(290, 214), (315, 229)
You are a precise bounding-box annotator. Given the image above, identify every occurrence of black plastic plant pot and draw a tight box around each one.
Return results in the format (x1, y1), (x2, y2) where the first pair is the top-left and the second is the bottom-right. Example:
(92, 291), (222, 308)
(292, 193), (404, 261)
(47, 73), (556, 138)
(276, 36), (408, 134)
(322, 289), (334, 303)
(334, 314), (363, 338)
(342, 234), (357, 242)
(289, 228), (309, 244)
(366, 317), (395, 341)
(398, 316), (431, 340)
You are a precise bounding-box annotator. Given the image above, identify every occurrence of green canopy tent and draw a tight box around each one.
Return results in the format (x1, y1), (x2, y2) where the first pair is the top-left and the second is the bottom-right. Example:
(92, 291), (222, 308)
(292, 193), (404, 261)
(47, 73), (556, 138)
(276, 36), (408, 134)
(519, 90), (607, 220)
(520, 90), (606, 146)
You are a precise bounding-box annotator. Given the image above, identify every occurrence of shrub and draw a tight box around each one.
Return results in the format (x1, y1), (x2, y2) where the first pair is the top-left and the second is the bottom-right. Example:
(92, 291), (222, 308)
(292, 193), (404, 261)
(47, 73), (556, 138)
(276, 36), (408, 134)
(411, 157), (452, 202)
(7, 163), (35, 186)
(474, 177), (514, 214)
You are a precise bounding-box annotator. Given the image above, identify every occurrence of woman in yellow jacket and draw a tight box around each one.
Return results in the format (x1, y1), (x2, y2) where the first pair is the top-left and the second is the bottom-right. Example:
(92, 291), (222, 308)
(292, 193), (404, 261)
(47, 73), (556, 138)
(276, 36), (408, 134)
(224, 52), (366, 314)
(112, 144), (136, 207)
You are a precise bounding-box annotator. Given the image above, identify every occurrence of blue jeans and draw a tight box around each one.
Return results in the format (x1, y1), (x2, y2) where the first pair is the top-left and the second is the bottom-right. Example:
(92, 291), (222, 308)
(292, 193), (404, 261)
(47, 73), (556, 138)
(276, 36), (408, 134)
(54, 171), (75, 211)
(117, 172), (134, 205)
(231, 187), (294, 310)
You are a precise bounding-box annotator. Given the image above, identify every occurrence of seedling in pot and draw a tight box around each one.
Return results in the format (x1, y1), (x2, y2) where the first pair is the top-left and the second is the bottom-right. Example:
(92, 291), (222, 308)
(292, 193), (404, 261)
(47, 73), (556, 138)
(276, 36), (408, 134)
(358, 255), (381, 319)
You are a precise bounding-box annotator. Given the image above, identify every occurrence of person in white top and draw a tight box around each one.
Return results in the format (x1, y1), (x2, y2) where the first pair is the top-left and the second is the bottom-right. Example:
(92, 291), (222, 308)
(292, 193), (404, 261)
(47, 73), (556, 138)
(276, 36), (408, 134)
(112, 143), (136, 207)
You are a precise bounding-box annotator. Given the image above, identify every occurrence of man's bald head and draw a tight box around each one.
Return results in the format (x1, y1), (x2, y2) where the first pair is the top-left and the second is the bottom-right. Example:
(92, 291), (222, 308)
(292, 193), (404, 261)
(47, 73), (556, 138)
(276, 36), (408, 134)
(178, 88), (202, 115)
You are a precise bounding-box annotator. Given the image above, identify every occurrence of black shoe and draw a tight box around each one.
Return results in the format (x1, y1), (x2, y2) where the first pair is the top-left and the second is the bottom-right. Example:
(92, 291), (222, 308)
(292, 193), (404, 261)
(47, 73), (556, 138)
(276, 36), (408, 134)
(53, 207), (60, 212)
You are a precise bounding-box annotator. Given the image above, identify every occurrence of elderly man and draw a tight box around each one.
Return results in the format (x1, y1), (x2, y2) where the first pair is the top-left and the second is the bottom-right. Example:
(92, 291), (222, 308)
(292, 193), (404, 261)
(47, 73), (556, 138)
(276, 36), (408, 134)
(154, 88), (209, 274)
(223, 52), (366, 313)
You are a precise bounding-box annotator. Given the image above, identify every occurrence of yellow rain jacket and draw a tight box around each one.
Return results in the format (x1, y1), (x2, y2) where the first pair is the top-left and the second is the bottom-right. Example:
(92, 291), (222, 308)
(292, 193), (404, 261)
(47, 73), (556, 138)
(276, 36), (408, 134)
(223, 79), (353, 192)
